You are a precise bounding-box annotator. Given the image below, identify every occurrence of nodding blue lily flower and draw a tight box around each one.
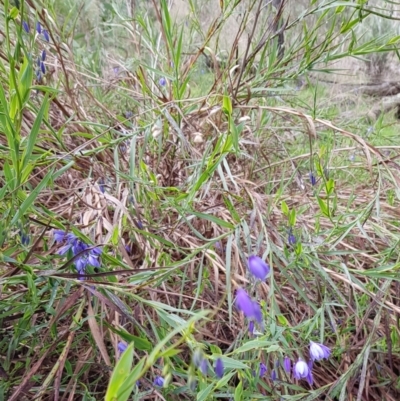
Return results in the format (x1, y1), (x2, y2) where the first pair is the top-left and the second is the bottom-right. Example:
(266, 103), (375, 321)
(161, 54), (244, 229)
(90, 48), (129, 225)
(309, 341), (331, 361)
(199, 359), (208, 375)
(235, 289), (263, 324)
(159, 77), (166, 86)
(271, 369), (277, 381)
(118, 342), (128, 353)
(53, 229), (102, 274)
(248, 321), (255, 335)
(154, 376), (165, 387)
(283, 356), (291, 373)
(214, 358), (224, 378)
(22, 21), (30, 33)
(309, 171), (317, 186)
(40, 61), (45, 74)
(41, 49), (46, 61)
(259, 363), (267, 377)
(288, 230), (296, 246)
(36, 21), (42, 34)
(293, 359), (313, 385)
(42, 29), (50, 42)
(248, 255), (270, 280)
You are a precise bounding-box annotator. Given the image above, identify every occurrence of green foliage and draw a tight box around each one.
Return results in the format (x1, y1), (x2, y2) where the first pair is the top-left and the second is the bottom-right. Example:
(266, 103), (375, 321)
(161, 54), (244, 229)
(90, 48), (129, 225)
(1, 0), (400, 400)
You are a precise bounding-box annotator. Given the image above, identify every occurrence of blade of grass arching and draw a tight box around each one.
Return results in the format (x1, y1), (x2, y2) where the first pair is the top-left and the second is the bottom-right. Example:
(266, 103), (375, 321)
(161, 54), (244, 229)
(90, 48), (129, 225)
(0, 73), (19, 182)
(21, 93), (49, 177)
(10, 169), (54, 226)
(105, 342), (135, 401)
(225, 233), (233, 325)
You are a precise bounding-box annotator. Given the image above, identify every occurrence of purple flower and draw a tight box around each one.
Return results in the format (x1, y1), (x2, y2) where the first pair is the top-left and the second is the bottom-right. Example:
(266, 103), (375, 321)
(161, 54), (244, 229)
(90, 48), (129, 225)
(159, 77), (166, 86)
(42, 29), (50, 42)
(248, 255), (270, 280)
(309, 341), (331, 361)
(288, 231), (296, 246)
(271, 369), (277, 381)
(154, 376), (164, 387)
(235, 289), (263, 324)
(252, 301), (263, 324)
(309, 171), (317, 186)
(98, 178), (105, 193)
(214, 358), (224, 378)
(199, 359), (208, 375)
(192, 349), (203, 368)
(248, 321), (255, 335)
(40, 61), (46, 74)
(293, 359), (313, 385)
(41, 50), (46, 61)
(283, 356), (291, 373)
(22, 21), (30, 33)
(259, 363), (267, 377)
(54, 230), (66, 242)
(118, 342), (128, 353)
(36, 21), (42, 34)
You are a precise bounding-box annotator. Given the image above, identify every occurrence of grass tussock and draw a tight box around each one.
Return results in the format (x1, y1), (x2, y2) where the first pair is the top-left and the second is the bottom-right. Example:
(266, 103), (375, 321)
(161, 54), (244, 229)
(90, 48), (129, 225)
(1, 0), (400, 400)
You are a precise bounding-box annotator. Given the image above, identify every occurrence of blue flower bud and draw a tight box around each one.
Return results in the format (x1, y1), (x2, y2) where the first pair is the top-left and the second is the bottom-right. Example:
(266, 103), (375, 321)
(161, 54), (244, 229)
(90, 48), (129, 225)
(214, 358), (224, 378)
(42, 29), (50, 42)
(309, 171), (317, 186)
(153, 376), (164, 387)
(248, 255), (270, 280)
(36, 21), (42, 34)
(283, 356), (291, 372)
(259, 363), (267, 377)
(40, 61), (46, 74)
(288, 231), (296, 246)
(118, 342), (128, 353)
(159, 77), (166, 86)
(22, 21), (30, 33)
(41, 49), (46, 61)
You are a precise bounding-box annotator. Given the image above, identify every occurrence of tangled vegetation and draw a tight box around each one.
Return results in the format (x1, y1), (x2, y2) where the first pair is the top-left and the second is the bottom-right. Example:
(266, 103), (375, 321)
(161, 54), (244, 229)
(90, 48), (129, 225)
(1, 0), (400, 400)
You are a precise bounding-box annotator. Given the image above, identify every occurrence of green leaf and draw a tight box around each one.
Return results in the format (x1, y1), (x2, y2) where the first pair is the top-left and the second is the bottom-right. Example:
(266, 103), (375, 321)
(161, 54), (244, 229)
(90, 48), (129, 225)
(211, 355), (248, 370)
(190, 210), (234, 229)
(233, 339), (274, 354)
(115, 358), (145, 401)
(9, 6), (19, 19)
(281, 200), (289, 216)
(340, 18), (360, 34)
(105, 342), (134, 401)
(234, 380), (243, 401)
(196, 383), (214, 401)
(21, 94), (48, 176)
(222, 94), (232, 115)
(289, 208), (296, 227)
(316, 196), (329, 218)
(10, 169), (54, 225)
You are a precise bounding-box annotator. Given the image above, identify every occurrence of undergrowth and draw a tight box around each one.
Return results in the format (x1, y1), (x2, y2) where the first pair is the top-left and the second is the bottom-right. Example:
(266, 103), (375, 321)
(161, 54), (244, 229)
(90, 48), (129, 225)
(1, 0), (400, 400)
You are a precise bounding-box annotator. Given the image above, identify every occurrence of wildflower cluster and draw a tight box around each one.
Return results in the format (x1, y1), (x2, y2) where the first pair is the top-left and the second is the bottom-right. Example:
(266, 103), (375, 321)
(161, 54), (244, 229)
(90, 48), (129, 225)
(192, 349), (224, 379)
(235, 254), (331, 388)
(54, 230), (102, 275)
(235, 255), (270, 326)
(21, 20), (50, 82)
(291, 341), (331, 385)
